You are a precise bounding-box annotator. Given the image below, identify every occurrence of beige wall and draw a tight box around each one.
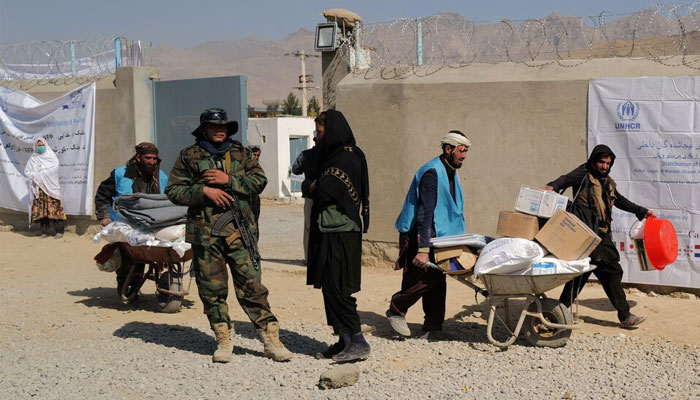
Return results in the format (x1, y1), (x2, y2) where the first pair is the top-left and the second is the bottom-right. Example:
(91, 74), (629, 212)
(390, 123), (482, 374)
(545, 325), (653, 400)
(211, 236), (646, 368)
(335, 56), (699, 243)
(0, 67), (158, 233)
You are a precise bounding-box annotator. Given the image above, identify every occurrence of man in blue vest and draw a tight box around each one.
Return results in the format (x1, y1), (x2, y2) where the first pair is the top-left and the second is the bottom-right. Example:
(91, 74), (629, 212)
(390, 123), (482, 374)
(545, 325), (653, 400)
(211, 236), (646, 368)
(386, 131), (471, 338)
(94, 142), (168, 299)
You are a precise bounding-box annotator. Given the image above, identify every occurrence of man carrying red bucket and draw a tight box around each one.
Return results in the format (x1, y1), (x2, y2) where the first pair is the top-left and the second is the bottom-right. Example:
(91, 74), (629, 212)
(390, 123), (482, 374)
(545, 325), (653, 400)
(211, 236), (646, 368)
(544, 145), (656, 329)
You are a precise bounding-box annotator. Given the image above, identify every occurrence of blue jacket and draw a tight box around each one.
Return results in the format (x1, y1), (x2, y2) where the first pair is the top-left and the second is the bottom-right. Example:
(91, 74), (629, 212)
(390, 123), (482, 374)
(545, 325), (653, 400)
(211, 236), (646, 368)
(394, 156), (465, 238)
(108, 165), (168, 220)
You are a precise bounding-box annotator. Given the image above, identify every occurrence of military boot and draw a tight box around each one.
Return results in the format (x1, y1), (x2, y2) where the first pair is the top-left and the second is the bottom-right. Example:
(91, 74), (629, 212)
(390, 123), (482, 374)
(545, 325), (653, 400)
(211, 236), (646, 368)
(257, 321), (293, 362)
(212, 322), (233, 363)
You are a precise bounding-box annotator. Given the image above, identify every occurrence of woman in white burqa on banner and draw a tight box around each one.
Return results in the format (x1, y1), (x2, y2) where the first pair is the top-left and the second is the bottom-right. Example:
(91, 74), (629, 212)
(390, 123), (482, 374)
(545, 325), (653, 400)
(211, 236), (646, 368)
(24, 138), (66, 238)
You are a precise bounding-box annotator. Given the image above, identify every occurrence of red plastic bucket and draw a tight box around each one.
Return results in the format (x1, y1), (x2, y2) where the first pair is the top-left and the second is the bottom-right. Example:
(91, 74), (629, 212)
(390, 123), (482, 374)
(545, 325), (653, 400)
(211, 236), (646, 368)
(641, 217), (678, 270)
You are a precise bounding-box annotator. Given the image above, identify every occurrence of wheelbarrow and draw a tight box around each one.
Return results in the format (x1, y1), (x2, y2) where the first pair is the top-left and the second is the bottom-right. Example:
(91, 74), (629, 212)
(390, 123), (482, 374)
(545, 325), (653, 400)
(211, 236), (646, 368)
(118, 244), (193, 313)
(429, 263), (593, 348)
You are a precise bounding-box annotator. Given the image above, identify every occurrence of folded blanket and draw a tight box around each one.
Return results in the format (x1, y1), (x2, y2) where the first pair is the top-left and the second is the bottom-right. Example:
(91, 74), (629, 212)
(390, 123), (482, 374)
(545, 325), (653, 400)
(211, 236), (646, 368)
(114, 193), (176, 210)
(115, 193), (188, 228)
(118, 207), (187, 228)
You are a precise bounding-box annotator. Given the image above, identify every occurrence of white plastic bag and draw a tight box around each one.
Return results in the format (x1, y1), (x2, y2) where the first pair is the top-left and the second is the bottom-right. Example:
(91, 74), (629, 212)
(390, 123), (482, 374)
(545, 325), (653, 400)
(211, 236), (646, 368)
(155, 224), (185, 242)
(517, 257), (594, 276)
(93, 221), (191, 258)
(92, 221), (154, 246)
(474, 238), (546, 277)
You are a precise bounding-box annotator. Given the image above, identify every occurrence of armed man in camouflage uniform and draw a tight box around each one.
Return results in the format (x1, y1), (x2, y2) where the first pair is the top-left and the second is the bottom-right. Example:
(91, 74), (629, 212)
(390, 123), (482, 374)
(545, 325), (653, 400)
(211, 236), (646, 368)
(166, 108), (293, 363)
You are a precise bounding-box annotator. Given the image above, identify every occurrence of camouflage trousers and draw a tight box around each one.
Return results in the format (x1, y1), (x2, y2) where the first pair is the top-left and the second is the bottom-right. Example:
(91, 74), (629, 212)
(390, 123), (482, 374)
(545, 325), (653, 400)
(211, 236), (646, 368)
(192, 238), (277, 330)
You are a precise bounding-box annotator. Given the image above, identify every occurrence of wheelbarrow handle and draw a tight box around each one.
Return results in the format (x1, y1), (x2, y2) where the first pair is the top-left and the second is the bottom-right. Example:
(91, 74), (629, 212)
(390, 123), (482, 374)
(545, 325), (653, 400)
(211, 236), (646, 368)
(425, 262), (444, 273)
(426, 262), (489, 298)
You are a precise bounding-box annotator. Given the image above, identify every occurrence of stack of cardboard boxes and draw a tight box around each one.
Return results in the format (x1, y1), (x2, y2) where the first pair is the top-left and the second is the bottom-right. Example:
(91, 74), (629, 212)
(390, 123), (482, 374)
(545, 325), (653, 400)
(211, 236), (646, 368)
(497, 186), (601, 261)
(430, 186), (602, 275)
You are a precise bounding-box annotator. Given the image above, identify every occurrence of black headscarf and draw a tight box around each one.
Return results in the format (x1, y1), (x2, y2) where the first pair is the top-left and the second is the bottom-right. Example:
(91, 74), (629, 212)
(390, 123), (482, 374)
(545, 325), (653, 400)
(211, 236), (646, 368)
(315, 109), (370, 232)
(126, 142), (162, 193)
(586, 144), (616, 179)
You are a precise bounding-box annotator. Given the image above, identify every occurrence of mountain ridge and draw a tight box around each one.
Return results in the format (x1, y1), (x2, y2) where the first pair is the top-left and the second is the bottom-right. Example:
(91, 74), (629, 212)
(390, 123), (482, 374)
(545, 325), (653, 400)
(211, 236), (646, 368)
(152, 11), (697, 107)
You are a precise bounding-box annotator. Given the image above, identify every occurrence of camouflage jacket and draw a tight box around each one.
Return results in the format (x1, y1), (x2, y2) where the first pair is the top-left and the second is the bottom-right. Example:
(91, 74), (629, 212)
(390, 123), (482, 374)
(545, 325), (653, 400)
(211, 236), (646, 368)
(165, 141), (267, 246)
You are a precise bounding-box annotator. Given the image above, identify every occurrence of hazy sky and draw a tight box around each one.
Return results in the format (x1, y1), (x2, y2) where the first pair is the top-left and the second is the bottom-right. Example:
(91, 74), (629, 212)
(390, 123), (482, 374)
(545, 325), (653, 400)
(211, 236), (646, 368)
(0, 0), (695, 47)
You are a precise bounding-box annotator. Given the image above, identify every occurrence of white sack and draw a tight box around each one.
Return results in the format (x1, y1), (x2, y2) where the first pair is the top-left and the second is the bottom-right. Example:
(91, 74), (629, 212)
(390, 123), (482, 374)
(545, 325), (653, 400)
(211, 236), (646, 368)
(93, 221), (191, 258)
(474, 237), (546, 277)
(155, 224), (185, 242)
(517, 257), (595, 276)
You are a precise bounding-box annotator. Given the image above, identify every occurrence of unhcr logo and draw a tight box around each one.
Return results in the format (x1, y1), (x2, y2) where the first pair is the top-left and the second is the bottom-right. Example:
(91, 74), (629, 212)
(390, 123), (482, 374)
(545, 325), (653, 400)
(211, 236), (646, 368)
(615, 100), (641, 131)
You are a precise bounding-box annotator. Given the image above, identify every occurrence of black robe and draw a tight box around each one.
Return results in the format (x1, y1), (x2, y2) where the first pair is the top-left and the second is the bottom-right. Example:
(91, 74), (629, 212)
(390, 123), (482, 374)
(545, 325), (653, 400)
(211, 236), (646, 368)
(306, 109), (370, 294)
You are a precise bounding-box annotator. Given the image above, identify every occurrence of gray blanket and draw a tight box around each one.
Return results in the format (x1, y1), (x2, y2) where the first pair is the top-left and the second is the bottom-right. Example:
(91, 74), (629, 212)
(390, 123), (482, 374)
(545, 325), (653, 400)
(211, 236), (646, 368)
(115, 193), (187, 228)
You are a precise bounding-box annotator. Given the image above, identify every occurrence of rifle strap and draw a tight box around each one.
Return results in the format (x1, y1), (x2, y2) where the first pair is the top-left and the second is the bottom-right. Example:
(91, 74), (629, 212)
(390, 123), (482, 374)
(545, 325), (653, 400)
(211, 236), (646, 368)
(224, 151), (231, 174)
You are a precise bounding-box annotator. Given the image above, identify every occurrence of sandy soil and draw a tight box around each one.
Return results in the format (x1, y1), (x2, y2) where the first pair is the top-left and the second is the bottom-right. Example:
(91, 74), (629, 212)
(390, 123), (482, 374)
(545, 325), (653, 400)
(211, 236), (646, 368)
(0, 212), (698, 349)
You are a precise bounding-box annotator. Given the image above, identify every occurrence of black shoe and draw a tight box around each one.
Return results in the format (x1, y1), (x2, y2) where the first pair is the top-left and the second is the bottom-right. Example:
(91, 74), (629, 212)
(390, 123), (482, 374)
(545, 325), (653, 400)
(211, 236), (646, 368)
(332, 342), (371, 363)
(418, 330), (447, 341)
(315, 339), (345, 359)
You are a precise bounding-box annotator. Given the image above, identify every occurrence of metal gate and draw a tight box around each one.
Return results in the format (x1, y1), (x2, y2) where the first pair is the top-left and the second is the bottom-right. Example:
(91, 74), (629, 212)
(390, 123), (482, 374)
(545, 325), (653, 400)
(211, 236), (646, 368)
(289, 136), (308, 192)
(153, 76), (247, 173)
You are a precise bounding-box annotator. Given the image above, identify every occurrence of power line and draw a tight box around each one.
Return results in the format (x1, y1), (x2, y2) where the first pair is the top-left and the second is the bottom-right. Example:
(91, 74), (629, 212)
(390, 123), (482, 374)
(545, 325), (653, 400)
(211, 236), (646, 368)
(284, 50), (319, 117)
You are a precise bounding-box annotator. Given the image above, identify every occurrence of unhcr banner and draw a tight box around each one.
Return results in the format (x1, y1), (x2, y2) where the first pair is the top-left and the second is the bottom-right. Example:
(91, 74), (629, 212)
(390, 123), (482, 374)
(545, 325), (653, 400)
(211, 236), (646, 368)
(589, 77), (700, 289)
(0, 83), (96, 216)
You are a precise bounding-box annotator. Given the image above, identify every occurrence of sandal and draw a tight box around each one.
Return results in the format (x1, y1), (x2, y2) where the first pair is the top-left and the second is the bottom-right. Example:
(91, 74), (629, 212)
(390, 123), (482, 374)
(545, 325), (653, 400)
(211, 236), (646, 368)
(620, 314), (646, 329)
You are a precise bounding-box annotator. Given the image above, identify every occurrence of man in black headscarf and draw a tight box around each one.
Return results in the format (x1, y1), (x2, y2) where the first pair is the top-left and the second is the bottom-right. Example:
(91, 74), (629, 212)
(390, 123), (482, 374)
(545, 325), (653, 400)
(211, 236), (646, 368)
(306, 109), (371, 362)
(95, 142), (168, 226)
(544, 144), (655, 329)
(94, 142), (169, 300)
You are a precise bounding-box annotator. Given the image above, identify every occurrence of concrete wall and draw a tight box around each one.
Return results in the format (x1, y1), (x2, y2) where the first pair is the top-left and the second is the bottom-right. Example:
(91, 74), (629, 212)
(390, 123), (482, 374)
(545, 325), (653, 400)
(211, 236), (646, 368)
(0, 67), (158, 233)
(248, 117), (314, 198)
(335, 56), (699, 244)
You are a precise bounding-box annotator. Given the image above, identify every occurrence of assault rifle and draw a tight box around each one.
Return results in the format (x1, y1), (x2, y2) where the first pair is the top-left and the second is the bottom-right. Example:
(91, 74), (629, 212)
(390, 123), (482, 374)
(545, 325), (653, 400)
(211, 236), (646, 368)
(211, 160), (261, 271)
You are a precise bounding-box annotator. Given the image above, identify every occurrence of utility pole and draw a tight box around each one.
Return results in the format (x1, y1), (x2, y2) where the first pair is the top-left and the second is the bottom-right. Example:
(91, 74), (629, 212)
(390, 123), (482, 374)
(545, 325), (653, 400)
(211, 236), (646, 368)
(285, 50), (319, 117)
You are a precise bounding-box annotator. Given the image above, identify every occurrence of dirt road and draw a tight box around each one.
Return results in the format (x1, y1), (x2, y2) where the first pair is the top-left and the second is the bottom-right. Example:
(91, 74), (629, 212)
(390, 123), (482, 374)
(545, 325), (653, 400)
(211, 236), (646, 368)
(0, 204), (698, 398)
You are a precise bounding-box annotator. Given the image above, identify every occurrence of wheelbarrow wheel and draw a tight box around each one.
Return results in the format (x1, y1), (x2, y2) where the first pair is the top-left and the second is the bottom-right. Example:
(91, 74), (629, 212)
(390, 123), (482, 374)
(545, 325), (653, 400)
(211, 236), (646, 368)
(157, 271), (182, 313)
(523, 298), (572, 348)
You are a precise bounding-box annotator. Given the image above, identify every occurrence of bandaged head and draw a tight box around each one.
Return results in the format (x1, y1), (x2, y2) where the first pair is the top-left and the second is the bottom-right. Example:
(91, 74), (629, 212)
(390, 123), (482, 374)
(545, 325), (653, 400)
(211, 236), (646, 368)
(440, 130), (472, 149)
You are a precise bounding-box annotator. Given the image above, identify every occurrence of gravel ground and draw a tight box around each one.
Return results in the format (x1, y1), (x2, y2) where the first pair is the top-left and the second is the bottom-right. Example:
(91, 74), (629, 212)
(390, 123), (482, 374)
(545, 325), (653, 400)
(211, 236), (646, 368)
(2, 318), (698, 399)
(1, 202), (699, 399)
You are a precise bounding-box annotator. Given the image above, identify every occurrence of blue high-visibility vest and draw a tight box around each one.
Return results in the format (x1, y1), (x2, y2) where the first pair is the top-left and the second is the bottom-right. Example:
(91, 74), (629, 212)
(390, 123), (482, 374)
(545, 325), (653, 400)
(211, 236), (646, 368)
(109, 165), (168, 220)
(394, 156), (465, 237)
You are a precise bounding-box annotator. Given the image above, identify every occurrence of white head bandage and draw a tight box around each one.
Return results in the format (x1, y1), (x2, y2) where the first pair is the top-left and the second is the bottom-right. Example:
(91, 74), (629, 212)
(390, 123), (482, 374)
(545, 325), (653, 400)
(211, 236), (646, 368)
(440, 130), (472, 148)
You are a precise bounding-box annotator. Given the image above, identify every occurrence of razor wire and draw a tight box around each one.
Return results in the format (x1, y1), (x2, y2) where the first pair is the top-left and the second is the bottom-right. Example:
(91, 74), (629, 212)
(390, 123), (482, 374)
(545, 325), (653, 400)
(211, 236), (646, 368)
(0, 36), (149, 83)
(344, 2), (700, 74)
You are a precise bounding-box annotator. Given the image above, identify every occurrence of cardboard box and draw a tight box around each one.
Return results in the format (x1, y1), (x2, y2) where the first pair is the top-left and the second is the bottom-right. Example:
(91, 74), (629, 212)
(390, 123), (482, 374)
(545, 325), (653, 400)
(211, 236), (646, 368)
(456, 250), (477, 270)
(514, 186), (569, 218)
(496, 211), (540, 240)
(534, 209), (602, 261)
(435, 246), (477, 274)
(434, 246), (465, 262)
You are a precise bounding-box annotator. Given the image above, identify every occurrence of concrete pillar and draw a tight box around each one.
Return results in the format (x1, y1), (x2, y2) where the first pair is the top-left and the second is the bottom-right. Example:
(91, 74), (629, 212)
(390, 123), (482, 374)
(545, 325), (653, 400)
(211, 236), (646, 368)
(114, 67), (159, 145)
(322, 51), (350, 110)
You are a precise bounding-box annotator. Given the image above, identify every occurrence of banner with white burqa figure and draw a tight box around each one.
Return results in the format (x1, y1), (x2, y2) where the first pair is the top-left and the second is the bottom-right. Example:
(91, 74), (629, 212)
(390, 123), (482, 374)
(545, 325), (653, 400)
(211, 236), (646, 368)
(0, 83), (96, 216)
(588, 76), (700, 289)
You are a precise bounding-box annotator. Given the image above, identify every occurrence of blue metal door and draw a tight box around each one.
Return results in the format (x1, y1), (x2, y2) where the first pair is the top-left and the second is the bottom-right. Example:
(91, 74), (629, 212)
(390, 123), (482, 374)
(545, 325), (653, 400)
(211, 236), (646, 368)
(289, 137), (308, 192)
(153, 76), (247, 173)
